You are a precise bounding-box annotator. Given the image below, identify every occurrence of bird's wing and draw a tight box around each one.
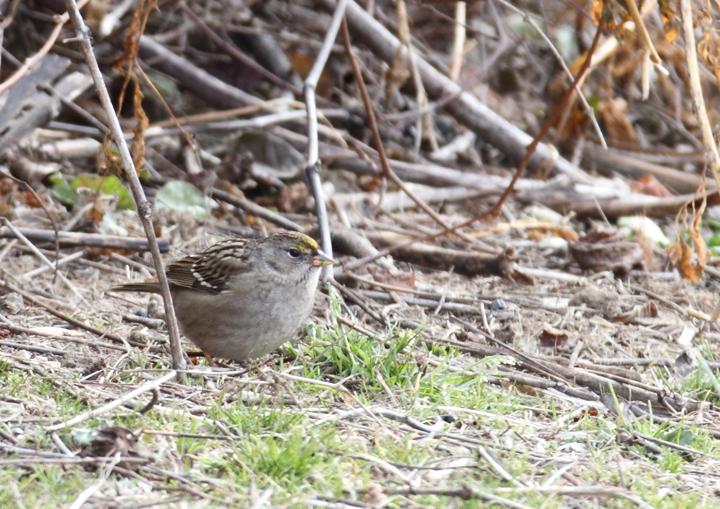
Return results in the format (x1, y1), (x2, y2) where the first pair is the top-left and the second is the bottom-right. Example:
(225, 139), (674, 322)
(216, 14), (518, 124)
(166, 240), (252, 294)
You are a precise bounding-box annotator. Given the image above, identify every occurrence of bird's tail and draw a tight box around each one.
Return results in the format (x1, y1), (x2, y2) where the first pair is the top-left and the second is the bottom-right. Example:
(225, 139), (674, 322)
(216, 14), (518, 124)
(109, 282), (162, 293)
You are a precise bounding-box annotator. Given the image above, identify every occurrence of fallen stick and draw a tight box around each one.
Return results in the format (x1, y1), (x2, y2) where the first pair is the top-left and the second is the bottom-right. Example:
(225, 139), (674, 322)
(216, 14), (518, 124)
(210, 189), (304, 231)
(45, 370), (176, 431)
(318, 0), (592, 184)
(584, 144), (705, 194)
(0, 322), (126, 352)
(139, 36), (259, 109)
(0, 227), (169, 252)
(0, 278), (147, 348)
(363, 230), (515, 277)
(521, 189), (719, 219)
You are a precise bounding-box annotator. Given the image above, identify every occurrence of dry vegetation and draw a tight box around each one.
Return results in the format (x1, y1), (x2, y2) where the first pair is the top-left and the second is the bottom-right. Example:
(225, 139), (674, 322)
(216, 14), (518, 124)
(4, 0), (720, 507)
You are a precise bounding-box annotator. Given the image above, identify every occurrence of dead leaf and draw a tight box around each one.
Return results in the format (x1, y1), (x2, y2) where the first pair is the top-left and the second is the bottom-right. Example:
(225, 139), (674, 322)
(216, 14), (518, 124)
(658, 0), (678, 42)
(591, 0), (603, 25)
(367, 267), (415, 291)
(472, 219), (579, 241)
(362, 482), (389, 508)
(615, 301), (658, 324)
(629, 175), (672, 198)
(636, 230), (661, 272)
(81, 359), (106, 379)
(674, 349), (698, 378)
(131, 80), (148, 171)
(76, 426), (151, 470)
(288, 52), (334, 97)
(86, 197), (106, 226)
(278, 182), (309, 213)
(232, 132), (305, 182)
(385, 47), (411, 100)
(570, 230), (644, 275)
(82, 0), (111, 34)
(538, 323), (569, 349)
(698, 24), (720, 89)
(458, 331), (487, 344)
(569, 285), (622, 320)
(598, 98), (638, 145)
(667, 183), (708, 282)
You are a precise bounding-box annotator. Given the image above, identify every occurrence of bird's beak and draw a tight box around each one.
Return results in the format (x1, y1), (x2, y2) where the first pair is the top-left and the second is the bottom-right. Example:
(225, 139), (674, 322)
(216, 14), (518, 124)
(310, 250), (335, 267)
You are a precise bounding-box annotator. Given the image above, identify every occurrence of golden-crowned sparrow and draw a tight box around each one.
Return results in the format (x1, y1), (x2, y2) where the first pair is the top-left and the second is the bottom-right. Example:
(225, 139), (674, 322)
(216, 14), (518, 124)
(111, 231), (333, 361)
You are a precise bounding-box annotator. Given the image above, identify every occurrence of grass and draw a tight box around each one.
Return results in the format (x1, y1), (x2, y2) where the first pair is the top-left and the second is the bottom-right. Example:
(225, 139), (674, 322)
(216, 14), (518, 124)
(1, 316), (720, 508)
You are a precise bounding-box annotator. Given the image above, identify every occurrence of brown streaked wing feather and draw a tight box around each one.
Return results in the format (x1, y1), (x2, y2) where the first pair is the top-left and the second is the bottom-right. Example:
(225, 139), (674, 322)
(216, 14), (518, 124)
(109, 281), (161, 293)
(166, 239), (252, 294)
(166, 255), (203, 289)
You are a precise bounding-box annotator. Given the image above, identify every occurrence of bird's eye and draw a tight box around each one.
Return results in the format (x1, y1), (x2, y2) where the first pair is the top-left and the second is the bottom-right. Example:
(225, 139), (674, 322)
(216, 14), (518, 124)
(288, 248), (302, 259)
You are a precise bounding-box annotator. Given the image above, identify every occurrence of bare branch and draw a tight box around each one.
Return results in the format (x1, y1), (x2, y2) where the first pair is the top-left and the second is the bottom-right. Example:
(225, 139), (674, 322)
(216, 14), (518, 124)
(63, 0), (186, 374)
(303, 0), (349, 280)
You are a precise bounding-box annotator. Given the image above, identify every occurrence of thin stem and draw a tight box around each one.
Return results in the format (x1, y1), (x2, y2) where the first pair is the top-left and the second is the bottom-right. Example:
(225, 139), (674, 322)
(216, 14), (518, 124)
(341, 18), (478, 246)
(64, 0), (186, 374)
(303, 0), (349, 280)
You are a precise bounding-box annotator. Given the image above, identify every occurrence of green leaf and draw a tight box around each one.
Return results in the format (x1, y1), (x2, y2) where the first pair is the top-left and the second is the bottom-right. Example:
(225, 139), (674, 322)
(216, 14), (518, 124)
(707, 234), (720, 247)
(51, 179), (77, 207)
(617, 216), (669, 247)
(705, 218), (720, 231)
(659, 428), (696, 446)
(71, 174), (135, 210)
(155, 180), (211, 219)
(47, 174), (65, 186)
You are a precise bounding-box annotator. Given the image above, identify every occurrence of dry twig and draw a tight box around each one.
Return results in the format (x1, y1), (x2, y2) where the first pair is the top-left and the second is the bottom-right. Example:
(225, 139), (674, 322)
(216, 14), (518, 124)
(64, 0), (185, 373)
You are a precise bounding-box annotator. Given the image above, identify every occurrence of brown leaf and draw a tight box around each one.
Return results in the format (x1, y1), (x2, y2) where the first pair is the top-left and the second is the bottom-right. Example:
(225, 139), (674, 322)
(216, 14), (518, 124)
(362, 483), (389, 508)
(636, 230), (660, 272)
(666, 238), (694, 280)
(0, 178), (15, 196)
(367, 266), (415, 291)
(570, 230), (643, 275)
(457, 331), (487, 344)
(615, 301), (659, 324)
(87, 197), (106, 226)
(667, 185), (708, 282)
(77, 426), (151, 470)
(82, 0), (110, 34)
(629, 175), (673, 198)
(131, 80), (148, 171)
(658, 0), (678, 42)
(113, 0), (154, 72)
(591, 0), (604, 25)
(569, 285), (622, 321)
(699, 29), (720, 96)
(538, 323), (569, 349)
(385, 46), (411, 100)
(288, 52), (334, 97)
(598, 98), (638, 145)
(97, 142), (123, 176)
(278, 182), (309, 213)
(20, 191), (45, 209)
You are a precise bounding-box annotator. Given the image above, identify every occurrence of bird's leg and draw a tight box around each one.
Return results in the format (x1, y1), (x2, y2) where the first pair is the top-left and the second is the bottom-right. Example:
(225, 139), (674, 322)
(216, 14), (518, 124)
(203, 350), (218, 367)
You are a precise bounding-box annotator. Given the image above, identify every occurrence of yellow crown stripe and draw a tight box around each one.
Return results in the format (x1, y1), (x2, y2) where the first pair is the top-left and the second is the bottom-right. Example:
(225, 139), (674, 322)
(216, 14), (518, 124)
(293, 232), (319, 250)
(303, 237), (319, 250)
